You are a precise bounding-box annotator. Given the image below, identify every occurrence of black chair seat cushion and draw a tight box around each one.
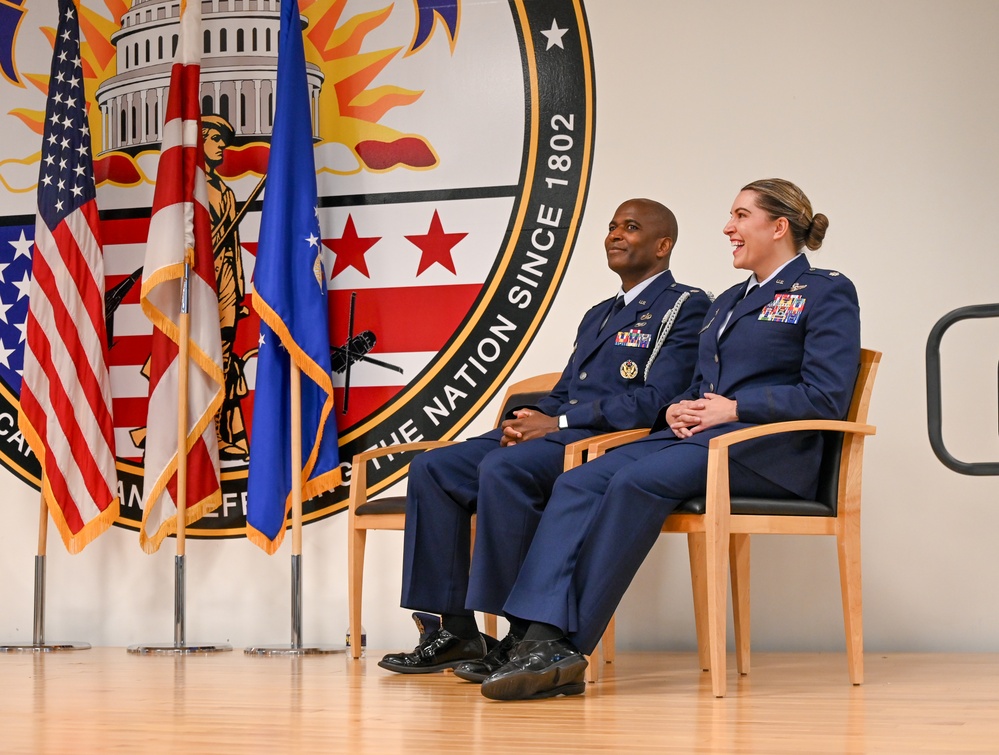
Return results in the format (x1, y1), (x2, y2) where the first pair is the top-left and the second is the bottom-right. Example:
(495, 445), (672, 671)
(356, 496), (407, 516)
(676, 495), (834, 517)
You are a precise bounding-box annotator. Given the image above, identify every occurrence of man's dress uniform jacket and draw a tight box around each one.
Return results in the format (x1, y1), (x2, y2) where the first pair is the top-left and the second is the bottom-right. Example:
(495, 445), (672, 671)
(400, 270), (711, 617)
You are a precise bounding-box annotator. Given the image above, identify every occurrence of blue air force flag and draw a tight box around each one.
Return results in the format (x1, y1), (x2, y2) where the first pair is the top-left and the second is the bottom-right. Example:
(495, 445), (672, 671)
(246, 0), (340, 553)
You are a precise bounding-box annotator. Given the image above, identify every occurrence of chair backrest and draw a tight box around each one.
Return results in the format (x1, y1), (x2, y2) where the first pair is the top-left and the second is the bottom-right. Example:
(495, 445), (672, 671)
(815, 348), (882, 512)
(493, 372), (562, 427)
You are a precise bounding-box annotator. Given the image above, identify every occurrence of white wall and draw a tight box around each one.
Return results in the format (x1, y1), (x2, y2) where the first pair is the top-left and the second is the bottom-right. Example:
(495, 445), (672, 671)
(2, 0), (998, 653)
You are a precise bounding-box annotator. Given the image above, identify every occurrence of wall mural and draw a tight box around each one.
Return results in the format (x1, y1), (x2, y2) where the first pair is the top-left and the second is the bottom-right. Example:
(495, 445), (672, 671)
(0, 0), (594, 538)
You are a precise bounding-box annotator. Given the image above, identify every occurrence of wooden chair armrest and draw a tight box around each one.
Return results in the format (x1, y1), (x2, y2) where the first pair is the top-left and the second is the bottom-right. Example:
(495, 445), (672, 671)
(587, 429), (652, 460)
(348, 441), (458, 513)
(698, 419), (877, 521)
(564, 429), (654, 470)
(563, 438), (590, 471)
(351, 440), (459, 467)
(706, 419), (876, 452)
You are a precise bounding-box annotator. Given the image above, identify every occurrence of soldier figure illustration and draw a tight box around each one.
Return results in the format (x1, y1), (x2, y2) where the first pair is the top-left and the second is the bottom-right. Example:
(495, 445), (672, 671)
(202, 115), (249, 461)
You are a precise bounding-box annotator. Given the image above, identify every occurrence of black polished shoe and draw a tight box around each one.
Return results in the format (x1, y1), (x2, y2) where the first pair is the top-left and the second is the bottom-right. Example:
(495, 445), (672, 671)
(377, 628), (487, 674)
(480, 637), (587, 700)
(453, 632), (521, 683)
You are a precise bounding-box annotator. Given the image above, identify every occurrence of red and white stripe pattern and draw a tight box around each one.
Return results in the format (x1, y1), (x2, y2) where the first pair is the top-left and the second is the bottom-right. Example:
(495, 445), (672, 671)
(101, 196), (507, 449)
(19, 0), (119, 554)
(138, 0), (224, 554)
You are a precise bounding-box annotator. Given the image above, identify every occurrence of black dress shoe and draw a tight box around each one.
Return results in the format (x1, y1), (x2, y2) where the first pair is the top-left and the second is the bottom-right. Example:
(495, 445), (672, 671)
(377, 628), (487, 674)
(480, 637), (587, 700)
(453, 632), (521, 683)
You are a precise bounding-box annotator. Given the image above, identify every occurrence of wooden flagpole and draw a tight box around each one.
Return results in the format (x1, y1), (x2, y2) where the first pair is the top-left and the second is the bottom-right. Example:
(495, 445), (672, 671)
(174, 264), (190, 648)
(129, 255), (230, 655)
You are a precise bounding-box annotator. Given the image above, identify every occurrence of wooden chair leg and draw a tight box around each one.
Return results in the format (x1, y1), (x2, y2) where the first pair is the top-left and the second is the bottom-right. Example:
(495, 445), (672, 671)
(348, 524), (366, 660)
(837, 517), (864, 685)
(703, 470), (732, 698)
(585, 643), (602, 683)
(687, 532), (710, 672)
(602, 615), (616, 663)
(730, 533), (751, 676)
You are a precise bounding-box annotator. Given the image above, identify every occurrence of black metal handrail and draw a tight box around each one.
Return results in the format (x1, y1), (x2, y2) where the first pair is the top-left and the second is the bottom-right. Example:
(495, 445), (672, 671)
(926, 303), (999, 476)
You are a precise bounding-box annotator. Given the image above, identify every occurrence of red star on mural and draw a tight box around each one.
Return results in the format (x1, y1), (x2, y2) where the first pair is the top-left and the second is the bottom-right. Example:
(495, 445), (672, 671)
(405, 209), (468, 276)
(325, 214), (380, 279)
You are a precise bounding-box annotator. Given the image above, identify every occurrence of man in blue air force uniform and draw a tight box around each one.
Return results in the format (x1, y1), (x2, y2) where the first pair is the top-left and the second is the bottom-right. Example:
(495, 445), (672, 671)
(379, 198), (711, 675)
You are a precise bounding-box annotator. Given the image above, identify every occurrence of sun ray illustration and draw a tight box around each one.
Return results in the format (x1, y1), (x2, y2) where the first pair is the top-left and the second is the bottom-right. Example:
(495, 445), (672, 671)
(301, 0), (437, 172)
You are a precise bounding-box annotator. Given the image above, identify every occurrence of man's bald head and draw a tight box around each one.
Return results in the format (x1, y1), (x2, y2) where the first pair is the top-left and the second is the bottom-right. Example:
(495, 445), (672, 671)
(622, 198), (678, 249)
(605, 198), (680, 291)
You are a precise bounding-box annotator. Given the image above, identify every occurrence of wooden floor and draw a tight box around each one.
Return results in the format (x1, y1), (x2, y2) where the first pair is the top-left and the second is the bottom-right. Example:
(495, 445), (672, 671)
(2, 648), (998, 753)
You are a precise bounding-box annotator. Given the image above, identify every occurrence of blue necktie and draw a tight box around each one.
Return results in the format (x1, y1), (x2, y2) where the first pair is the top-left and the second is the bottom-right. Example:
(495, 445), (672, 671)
(601, 296), (625, 332)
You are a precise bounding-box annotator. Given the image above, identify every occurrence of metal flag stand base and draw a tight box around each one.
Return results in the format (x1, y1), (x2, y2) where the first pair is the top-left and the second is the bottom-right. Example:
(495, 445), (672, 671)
(0, 553), (90, 653)
(128, 555), (233, 655)
(245, 554), (344, 656)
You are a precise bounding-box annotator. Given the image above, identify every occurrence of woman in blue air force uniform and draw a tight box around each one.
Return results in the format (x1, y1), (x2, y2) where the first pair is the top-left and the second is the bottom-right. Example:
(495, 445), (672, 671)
(481, 178), (862, 701)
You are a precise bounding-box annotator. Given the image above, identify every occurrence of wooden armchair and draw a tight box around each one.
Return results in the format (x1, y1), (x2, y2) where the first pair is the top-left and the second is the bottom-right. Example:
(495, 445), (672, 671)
(585, 348), (881, 697)
(347, 373), (561, 659)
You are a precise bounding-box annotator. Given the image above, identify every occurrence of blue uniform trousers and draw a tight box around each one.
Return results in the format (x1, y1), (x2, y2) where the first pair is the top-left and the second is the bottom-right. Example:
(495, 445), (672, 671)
(499, 431), (795, 654)
(400, 427), (590, 617)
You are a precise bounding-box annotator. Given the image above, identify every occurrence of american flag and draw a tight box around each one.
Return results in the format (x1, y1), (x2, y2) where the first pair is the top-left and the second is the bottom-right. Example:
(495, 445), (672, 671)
(17, 0), (119, 554)
(138, 0), (224, 553)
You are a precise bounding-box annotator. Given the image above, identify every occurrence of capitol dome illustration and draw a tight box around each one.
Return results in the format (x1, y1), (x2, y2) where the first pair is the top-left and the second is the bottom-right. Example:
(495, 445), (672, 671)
(95, 0), (324, 154)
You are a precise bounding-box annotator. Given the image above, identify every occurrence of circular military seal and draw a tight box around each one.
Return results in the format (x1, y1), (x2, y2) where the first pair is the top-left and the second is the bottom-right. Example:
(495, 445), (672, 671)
(0, 0), (595, 538)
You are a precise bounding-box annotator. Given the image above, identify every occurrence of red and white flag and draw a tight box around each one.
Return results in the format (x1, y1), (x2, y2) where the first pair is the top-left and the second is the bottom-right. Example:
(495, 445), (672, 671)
(18, 0), (119, 554)
(138, 0), (224, 553)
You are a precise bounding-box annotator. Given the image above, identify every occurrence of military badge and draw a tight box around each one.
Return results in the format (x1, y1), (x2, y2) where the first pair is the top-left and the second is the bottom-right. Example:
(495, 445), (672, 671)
(620, 360), (639, 379)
